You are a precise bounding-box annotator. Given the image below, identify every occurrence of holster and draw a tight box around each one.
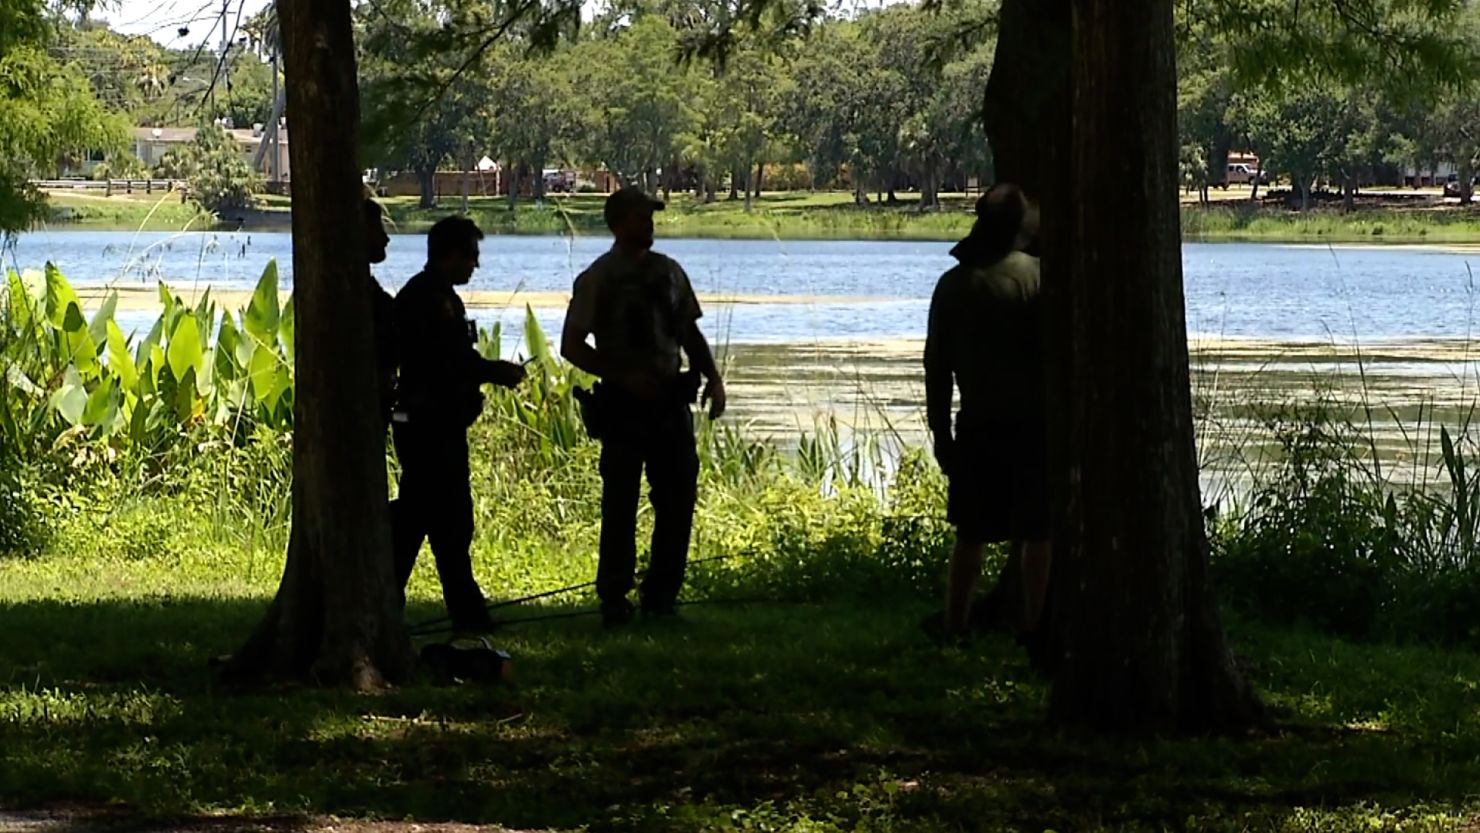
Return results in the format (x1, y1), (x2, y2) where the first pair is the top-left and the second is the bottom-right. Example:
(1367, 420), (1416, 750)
(574, 370), (702, 442)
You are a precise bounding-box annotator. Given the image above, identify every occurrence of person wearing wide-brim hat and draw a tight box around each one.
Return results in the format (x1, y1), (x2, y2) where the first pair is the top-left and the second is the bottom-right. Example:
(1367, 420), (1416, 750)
(924, 183), (1051, 645)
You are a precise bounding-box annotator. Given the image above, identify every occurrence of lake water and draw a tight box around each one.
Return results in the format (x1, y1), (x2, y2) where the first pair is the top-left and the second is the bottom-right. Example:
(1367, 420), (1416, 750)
(8, 230), (1480, 344)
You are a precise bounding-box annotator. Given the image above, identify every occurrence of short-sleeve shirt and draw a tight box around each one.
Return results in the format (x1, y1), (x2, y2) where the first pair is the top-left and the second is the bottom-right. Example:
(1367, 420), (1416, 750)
(564, 248), (702, 376)
(924, 251), (1044, 424)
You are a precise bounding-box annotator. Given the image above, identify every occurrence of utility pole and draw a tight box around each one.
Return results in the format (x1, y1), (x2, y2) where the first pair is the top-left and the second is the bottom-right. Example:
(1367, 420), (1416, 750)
(218, 0), (232, 123)
(270, 50), (280, 186)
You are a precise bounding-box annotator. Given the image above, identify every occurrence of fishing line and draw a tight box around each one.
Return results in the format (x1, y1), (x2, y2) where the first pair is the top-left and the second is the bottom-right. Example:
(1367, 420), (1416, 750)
(406, 553), (746, 635)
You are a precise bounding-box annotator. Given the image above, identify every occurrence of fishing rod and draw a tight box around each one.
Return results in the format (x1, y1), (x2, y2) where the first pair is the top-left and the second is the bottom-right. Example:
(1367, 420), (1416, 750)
(445, 594), (795, 630)
(406, 553), (746, 636)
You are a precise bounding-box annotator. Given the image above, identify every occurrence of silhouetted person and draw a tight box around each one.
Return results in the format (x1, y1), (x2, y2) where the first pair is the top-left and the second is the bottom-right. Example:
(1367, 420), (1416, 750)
(391, 217), (526, 632)
(561, 188), (726, 628)
(364, 197), (396, 423)
(925, 184), (1051, 641)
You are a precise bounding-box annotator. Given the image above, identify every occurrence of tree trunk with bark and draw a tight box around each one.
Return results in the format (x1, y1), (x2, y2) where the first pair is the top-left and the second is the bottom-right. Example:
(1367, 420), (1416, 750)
(508, 163), (523, 210)
(753, 160), (764, 198)
(1046, 0), (1261, 731)
(1250, 162), (1264, 201)
(1458, 158), (1474, 206)
(977, 0), (1072, 635)
(1342, 172), (1357, 213)
(417, 166), (436, 209)
(744, 161), (755, 213)
(978, 0), (1261, 732)
(221, 0), (412, 689)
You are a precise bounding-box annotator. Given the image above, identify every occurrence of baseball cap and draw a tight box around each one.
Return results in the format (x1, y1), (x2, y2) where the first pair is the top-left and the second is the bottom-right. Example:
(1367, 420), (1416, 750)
(603, 187), (665, 230)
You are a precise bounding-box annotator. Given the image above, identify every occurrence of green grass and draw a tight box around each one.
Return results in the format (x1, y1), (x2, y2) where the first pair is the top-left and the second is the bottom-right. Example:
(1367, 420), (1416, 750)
(1183, 202), (1480, 243)
(43, 187), (1480, 242)
(6, 540), (1480, 831)
(4, 416), (1480, 831)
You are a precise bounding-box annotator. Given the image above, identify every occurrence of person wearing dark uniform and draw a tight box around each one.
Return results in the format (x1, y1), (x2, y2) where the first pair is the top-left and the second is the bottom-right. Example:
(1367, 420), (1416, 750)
(364, 196), (397, 424)
(391, 216), (526, 632)
(560, 188), (727, 628)
(925, 183), (1051, 641)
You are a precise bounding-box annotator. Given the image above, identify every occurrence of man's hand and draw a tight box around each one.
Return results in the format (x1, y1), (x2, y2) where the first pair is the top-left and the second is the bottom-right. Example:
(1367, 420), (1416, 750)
(932, 433), (956, 476)
(488, 360), (527, 389)
(702, 375), (727, 420)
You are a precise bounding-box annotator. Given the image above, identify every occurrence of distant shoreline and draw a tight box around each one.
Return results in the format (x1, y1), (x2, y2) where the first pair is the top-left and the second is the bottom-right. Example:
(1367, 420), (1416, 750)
(39, 189), (1480, 244)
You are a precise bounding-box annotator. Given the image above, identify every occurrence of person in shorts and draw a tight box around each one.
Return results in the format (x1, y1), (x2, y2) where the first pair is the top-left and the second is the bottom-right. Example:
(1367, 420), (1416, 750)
(924, 183), (1050, 641)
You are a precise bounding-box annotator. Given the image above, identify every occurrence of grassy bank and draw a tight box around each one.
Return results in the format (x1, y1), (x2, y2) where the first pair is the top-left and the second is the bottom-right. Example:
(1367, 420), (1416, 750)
(42, 188), (1480, 243)
(17, 267), (1480, 829)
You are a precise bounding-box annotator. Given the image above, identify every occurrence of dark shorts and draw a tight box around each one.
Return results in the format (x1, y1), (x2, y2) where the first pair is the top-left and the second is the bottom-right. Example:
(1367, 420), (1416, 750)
(946, 415), (1050, 544)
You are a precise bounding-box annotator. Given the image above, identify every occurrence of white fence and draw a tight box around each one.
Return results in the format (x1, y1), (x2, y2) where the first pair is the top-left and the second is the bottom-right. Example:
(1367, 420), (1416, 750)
(32, 179), (184, 194)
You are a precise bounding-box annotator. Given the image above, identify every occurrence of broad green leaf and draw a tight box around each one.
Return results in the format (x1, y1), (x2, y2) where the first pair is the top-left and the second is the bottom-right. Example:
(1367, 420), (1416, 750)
(149, 343), (166, 388)
(89, 291), (118, 346)
(194, 288), (215, 346)
(61, 301), (86, 334)
(525, 305), (549, 363)
(106, 321), (139, 390)
(83, 376), (117, 427)
(45, 263), (81, 328)
(6, 270), (35, 332)
(215, 315), (245, 381)
(174, 367), (199, 423)
(280, 294), (295, 362)
(248, 344), (279, 402)
(129, 391), (151, 443)
(61, 304), (100, 376)
(167, 316), (204, 383)
(264, 364), (291, 414)
(245, 261), (281, 345)
(50, 367), (87, 426)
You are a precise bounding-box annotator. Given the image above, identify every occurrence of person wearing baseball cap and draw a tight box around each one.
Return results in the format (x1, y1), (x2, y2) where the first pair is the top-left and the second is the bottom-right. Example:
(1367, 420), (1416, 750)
(561, 187), (727, 627)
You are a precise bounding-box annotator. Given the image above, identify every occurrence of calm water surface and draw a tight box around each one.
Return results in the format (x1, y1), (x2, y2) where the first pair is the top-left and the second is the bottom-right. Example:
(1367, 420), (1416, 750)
(10, 231), (1480, 343)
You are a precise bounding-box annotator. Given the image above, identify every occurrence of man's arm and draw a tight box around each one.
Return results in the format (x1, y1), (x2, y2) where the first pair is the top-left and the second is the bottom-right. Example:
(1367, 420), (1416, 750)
(924, 285), (955, 472)
(673, 263), (725, 419)
(682, 326), (725, 419)
(560, 273), (607, 376)
(560, 325), (606, 377)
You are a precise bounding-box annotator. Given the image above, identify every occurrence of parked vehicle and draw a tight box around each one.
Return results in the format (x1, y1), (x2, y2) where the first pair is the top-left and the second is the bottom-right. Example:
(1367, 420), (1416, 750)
(1443, 174), (1478, 198)
(1220, 163), (1270, 188)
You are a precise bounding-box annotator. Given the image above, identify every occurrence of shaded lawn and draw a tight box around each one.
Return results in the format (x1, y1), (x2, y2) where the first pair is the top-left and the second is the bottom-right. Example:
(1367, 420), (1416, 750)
(3, 589), (1480, 832)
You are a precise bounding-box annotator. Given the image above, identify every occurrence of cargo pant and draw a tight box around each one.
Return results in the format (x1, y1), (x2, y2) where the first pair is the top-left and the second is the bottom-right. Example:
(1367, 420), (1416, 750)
(390, 420), (490, 628)
(596, 395), (700, 609)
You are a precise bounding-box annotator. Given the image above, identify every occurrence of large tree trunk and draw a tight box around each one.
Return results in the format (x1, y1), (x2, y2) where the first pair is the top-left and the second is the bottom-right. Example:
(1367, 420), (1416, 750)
(744, 161), (755, 213)
(1342, 172), (1356, 213)
(976, 0), (1072, 634)
(417, 166), (436, 210)
(1250, 161), (1264, 201)
(1047, 0), (1261, 731)
(507, 163), (523, 210)
(221, 0), (412, 689)
(753, 160), (764, 198)
(1458, 158), (1474, 206)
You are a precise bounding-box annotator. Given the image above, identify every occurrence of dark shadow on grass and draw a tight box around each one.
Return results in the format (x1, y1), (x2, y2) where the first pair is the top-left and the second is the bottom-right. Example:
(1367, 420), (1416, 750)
(1, 597), (1478, 830)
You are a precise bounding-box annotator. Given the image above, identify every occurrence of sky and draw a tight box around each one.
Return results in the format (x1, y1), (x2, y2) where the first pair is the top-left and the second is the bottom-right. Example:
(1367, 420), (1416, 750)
(97, 0), (896, 47)
(98, 0), (272, 48)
